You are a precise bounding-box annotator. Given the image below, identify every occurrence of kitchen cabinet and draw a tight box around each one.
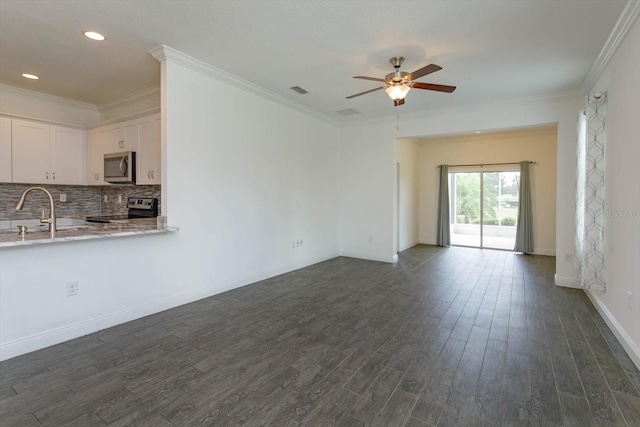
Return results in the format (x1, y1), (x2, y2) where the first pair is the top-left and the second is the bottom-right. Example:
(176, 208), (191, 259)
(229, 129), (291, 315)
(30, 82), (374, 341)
(86, 127), (111, 185)
(110, 121), (139, 153)
(136, 114), (161, 185)
(12, 119), (50, 184)
(0, 117), (11, 182)
(11, 119), (85, 185)
(50, 126), (85, 184)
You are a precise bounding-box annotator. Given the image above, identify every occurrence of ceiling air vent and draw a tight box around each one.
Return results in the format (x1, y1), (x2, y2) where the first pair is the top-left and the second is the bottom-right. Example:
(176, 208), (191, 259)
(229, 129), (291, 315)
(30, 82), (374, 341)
(336, 108), (360, 116)
(290, 86), (308, 94)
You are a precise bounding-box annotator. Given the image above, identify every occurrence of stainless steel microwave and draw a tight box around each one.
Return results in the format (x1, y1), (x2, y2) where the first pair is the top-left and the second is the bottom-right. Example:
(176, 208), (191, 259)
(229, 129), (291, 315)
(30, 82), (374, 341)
(104, 151), (136, 184)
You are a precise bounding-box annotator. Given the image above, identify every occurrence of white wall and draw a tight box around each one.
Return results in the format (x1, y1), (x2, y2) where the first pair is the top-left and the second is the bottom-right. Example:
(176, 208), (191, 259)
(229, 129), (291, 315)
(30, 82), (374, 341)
(0, 49), (341, 361)
(586, 16), (640, 365)
(0, 84), (100, 126)
(416, 126), (557, 255)
(339, 124), (397, 263)
(340, 94), (582, 271)
(395, 139), (420, 252)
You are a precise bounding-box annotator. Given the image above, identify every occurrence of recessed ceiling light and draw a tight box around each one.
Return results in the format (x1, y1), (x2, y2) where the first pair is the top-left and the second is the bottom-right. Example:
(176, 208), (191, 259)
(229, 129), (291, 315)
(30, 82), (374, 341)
(22, 73), (39, 80)
(84, 31), (105, 41)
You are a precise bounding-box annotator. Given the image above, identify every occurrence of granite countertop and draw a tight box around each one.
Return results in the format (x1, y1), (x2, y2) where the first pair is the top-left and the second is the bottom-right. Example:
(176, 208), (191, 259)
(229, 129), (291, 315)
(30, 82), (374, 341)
(0, 218), (178, 248)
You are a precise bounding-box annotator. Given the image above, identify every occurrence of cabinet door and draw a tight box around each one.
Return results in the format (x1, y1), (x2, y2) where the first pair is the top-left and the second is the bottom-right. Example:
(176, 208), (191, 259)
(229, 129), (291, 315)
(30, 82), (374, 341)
(11, 119), (50, 184)
(87, 128), (110, 185)
(110, 121), (139, 152)
(0, 117), (11, 182)
(137, 115), (161, 185)
(50, 125), (85, 185)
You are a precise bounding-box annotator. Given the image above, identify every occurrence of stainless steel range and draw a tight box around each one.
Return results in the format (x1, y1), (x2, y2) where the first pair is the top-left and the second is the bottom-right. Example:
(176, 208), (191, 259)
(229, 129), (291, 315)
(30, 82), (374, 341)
(86, 197), (158, 223)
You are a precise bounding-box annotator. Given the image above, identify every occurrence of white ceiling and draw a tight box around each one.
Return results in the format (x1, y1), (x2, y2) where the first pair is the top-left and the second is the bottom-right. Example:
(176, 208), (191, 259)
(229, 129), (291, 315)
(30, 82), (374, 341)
(0, 0), (630, 122)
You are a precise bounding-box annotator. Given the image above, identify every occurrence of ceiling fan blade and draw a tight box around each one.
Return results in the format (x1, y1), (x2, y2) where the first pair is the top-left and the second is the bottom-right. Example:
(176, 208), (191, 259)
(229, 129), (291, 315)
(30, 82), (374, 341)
(407, 64), (442, 81)
(411, 82), (457, 93)
(346, 86), (386, 99)
(353, 76), (386, 82)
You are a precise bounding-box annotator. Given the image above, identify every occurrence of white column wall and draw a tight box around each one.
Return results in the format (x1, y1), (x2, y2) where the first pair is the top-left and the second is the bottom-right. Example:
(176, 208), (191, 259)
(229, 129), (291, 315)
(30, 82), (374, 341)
(586, 17), (640, 365)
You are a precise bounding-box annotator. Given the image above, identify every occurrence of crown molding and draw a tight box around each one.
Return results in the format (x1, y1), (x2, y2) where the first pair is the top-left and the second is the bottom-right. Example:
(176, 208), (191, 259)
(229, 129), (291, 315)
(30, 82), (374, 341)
(148, 45), (340, 126)
(86, 107), (161, 130)
(581, 0), (640, 93)
(97, 86), (160, 112)
(0, 84), (98, 112)
(0, 112), (87, 129)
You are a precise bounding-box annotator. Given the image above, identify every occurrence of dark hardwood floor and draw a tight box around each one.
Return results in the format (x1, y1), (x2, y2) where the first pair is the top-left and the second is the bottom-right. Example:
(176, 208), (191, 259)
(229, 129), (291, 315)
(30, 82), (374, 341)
(1, 245), (639, 426)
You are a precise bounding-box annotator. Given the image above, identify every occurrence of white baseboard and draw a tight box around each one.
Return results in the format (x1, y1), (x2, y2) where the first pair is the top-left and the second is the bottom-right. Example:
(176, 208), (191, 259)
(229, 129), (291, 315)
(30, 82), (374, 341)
(554, 274), (582, 288)
(340, 251), (397, 264)
(534, 248), (556, 256)
(0, 253), (338, 362)
(584, 290), (640, 370)
(399, 241), (420, 252)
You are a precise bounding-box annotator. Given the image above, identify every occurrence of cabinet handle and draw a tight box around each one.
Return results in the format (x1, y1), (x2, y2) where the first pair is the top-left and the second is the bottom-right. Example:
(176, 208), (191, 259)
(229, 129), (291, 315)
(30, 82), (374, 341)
(152, 171), (155, 179)
(52, 172), (56, 180)
(46, 172), (49, 180)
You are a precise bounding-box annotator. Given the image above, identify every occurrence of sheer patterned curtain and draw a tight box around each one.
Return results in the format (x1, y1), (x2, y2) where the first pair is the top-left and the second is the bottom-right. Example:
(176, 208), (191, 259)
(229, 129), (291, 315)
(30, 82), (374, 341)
(436, 165), (450, 247)
(575, 93), (607, 291)
(514, 161), (534, 253)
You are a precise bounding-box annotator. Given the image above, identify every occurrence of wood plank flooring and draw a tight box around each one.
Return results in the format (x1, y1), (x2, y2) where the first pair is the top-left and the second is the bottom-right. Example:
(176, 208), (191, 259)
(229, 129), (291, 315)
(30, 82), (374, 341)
(1, 245), (639, 426)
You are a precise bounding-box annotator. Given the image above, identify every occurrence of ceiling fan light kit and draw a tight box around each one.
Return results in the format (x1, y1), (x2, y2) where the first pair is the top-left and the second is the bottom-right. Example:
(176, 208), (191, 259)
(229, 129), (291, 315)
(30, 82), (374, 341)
(347, 56), (457, 106)
(385, 83), (411, 102)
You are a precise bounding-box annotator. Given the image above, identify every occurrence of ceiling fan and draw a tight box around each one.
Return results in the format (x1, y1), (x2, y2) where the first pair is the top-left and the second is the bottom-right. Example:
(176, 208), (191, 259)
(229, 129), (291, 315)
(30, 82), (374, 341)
(346, 56), (456, 106)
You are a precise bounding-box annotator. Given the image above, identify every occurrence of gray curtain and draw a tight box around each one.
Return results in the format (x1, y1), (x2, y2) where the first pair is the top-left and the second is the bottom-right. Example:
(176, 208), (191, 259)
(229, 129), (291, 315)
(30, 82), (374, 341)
(436, 165), (450, 247)
(514, 161), (533, 253)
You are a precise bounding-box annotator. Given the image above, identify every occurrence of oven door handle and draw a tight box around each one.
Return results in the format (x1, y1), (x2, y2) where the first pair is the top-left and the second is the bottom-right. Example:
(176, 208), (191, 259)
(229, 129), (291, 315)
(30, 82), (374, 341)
(119, 156), (128, 176)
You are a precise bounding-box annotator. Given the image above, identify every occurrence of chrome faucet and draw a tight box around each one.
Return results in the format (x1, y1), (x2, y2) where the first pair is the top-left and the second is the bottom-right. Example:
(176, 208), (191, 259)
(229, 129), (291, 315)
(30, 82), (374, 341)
(14, 187), (57, 238)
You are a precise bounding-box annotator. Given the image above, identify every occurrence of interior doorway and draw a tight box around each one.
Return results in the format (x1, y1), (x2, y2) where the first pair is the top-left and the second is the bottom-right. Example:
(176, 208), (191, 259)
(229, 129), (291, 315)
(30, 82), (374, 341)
(449, 170), (520, 250)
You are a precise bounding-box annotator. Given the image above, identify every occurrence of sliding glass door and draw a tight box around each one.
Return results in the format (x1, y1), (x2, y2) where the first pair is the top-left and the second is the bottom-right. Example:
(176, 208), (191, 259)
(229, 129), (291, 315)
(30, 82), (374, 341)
(450, 170), (520, 250)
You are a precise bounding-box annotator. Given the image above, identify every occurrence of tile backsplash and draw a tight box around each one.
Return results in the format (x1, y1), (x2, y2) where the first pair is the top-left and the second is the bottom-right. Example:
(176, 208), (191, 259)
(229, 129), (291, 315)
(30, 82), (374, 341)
(0, 184), (161, 219)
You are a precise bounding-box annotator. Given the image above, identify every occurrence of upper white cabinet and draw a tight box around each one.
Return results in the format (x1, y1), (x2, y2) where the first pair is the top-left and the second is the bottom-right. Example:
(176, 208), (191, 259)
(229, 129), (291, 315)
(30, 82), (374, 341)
(11, 119), (85, 185)
(50, 126), (85, 185)
(136, 114), (160, 185)
(0, 117), (11, 182)
(110, 121), (139, 153)
(11, 119), (51, 184)
(86, 127), (110, 185)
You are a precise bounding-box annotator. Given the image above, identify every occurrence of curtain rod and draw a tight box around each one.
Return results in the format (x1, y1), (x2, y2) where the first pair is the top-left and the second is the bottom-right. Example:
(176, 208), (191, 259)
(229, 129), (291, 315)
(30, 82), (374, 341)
(442, 161), (536, 167)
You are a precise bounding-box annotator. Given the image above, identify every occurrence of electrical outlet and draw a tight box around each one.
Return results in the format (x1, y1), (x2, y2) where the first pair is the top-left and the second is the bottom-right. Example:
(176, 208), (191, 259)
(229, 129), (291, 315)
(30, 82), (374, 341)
(564, 253), (572, 262)
(104, 195), (108, 202)
(59, 194), (67, 202)
(627, 291), (633, 309)
(118, 195), (122, 203)
(67, 281), (79, 297)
